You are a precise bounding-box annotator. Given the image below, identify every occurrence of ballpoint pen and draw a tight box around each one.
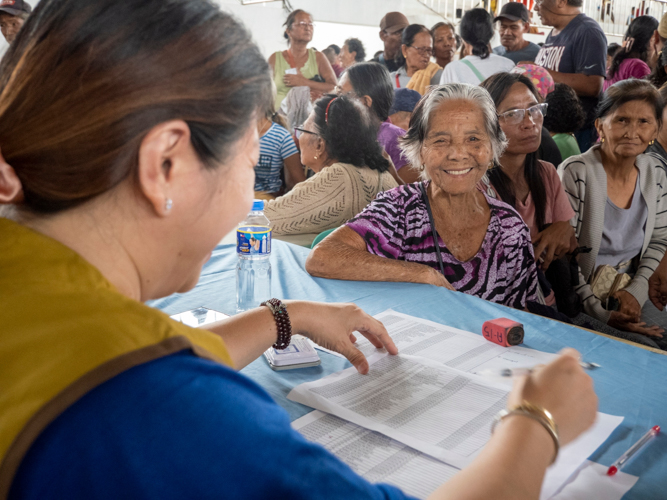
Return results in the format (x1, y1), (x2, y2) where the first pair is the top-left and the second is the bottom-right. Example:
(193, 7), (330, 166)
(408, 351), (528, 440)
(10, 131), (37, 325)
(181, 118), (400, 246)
(479, 361), (600, 377)
(607, 425), (660, 476)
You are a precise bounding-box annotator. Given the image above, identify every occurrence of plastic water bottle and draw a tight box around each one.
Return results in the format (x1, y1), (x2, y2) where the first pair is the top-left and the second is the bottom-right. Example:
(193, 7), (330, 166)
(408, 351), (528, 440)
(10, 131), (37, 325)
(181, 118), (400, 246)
(236, 200), (272, 312)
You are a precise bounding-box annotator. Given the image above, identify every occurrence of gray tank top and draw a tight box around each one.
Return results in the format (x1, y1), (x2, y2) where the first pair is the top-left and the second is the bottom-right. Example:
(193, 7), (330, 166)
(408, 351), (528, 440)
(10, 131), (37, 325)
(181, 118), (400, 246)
(597, 174), (647, 274)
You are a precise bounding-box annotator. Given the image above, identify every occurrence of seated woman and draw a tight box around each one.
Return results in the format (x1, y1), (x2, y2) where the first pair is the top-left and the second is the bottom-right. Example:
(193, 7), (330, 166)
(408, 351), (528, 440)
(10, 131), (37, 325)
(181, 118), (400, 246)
(264, 94), (397, 246)
(478, 73), (575, 274)
(307, 83), (539, 310)
(439, 9), (515, 86)
(0, 2), (598, 498)
(337, 62), (411, 184)
(269, 9), (336, 109)
(254, 101), (305, 199)
(339, 37), (366, 71)
(559, 79), (667, 347)
(390, 24), (443, 95)
(604, 16), (657, 92)
(431, 21), (459, 71)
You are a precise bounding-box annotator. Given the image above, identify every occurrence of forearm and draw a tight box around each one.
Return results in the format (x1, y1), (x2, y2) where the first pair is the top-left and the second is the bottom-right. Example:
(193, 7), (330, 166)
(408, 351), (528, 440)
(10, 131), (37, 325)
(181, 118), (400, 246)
(204, 301), (313, 369)
(307, 232), (435, 285)
(429, 415), (553, 500)
(546, 71), (602, 97)
(303, 79), (335, 92)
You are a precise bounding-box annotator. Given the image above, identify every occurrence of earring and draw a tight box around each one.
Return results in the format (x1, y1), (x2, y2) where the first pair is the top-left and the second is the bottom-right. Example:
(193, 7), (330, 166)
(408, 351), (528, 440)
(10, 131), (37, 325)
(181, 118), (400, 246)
(419, 164), (425, 172)
(650, 139), (656, 145)
(601, 138), (605, 143)
(165, 198), (173, 212)
(314, 155), (318, 160)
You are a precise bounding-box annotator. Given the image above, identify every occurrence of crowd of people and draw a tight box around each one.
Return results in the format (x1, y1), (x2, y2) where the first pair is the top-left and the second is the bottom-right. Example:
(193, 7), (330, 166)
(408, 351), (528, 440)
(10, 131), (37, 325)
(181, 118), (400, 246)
(2, 0), (667, 498)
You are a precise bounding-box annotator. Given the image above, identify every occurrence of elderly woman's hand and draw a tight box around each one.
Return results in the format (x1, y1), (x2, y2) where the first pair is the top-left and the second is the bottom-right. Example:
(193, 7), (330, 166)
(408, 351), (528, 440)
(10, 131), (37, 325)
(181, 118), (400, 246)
(507, 348), (597, 446)
(532, 221), (575, 270)
(288, 301), (398, 374)
(649, 261), (667, 311)
(608, 311), (664, 338)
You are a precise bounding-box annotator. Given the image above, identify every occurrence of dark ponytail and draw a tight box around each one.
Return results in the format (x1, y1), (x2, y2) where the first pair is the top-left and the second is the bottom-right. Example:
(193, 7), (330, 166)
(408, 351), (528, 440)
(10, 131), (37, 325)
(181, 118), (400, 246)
(608, 16), (658, 80)
(460, 8), (493, 60)
(312, 94), (390, 172)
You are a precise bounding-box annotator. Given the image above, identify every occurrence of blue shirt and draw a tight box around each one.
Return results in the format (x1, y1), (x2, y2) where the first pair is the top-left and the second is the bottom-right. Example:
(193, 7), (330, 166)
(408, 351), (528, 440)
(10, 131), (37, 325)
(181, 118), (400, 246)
(534, 14), (607, 127)
(10, 352), (413, 500)
(255, 122), (299, 194)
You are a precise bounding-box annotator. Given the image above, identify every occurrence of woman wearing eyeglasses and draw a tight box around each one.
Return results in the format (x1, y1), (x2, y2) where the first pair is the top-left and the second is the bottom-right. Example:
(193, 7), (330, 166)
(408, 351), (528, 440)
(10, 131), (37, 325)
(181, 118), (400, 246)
(263, 94), (397, 246)
(269, 9), (336, 109)
(440, 9), (515, 86)
(390, 24), (442, 96)
(479, 73), (576, 275)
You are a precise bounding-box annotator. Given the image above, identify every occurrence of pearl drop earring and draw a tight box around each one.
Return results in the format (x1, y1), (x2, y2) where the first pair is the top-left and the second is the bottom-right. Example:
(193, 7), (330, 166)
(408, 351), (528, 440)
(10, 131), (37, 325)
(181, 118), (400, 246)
(165, 199), (173, 212)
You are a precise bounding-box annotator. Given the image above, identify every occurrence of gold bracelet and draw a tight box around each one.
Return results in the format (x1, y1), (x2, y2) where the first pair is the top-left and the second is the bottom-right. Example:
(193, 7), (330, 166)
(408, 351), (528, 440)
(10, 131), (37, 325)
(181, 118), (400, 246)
(491, 401), (560, 464)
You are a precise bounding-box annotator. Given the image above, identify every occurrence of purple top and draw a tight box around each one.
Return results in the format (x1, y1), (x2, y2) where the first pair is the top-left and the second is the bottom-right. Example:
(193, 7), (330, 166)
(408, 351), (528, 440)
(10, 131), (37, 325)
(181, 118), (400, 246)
(604, 58), (651, 91)
(378, 120), (408, 170)
(346, 182), (539, 309)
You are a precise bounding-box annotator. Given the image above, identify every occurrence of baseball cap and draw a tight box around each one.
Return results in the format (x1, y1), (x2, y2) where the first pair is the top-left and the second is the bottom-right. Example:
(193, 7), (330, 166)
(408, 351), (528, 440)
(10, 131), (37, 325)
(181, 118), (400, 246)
(659, 12), (667, 39)
(380, 12), (409, 34)
(389, 88), (421, 115)
(494, 2), (529, 23)
(0, 0), (31, 16)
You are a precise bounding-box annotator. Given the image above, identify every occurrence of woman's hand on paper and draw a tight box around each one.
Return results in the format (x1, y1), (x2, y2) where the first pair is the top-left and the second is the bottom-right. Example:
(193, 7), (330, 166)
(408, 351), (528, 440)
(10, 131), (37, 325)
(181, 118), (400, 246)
(290, 301), (398, 374)
(508, 348), (598, 446)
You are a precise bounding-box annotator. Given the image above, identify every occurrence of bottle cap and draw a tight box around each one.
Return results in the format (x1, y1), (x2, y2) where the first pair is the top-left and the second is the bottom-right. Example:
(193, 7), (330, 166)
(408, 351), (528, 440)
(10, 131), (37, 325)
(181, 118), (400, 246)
(252, 200), (265, 211)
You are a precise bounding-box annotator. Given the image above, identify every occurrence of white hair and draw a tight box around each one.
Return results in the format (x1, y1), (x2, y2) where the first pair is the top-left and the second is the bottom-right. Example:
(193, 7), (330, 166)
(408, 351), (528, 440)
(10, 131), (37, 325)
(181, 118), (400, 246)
(399, 83), (508, 180)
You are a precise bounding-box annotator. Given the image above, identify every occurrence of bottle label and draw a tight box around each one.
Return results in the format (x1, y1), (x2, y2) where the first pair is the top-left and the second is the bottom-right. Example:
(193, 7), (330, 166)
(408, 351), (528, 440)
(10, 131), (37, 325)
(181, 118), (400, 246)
(237, 225), (272, 255)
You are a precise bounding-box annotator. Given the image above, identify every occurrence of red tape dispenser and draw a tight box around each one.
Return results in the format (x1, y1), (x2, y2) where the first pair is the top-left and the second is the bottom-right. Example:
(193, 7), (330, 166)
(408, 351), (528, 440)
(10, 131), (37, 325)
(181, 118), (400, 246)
(482, 318), (524, 347)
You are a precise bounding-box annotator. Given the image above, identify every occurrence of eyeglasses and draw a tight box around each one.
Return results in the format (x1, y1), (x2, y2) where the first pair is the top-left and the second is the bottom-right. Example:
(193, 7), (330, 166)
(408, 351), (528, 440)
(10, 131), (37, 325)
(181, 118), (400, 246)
(293, 21), (314, 29)
(408, 45), (434, 57)
(294, 127), (319, 139)
(498, 103), (548, 125)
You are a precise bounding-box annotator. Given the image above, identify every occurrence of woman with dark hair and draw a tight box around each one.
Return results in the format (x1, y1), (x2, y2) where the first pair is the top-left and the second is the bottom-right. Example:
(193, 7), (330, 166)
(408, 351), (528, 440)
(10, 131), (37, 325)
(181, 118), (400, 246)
(431, 21), (459, 70)
(337, 62), (410, 183)
(264, 94), (397, 245)
(269, 9), (336, 108)
(559, 79), (667, 347)
(340, 37), (366, 69)
(479, 73), (575, 275)
(604, 16), (659, 91)
(390, 24), (443, 95)
(440, 8), (514, 85)
(0, 2), (598, 494)
(543, 83), (586, 161)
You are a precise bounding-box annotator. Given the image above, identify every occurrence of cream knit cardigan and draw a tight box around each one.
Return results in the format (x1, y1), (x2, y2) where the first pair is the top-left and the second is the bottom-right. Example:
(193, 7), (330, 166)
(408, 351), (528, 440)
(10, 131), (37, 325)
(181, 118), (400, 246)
(264, 162), (397, 238)
(558, 145), (667, 323)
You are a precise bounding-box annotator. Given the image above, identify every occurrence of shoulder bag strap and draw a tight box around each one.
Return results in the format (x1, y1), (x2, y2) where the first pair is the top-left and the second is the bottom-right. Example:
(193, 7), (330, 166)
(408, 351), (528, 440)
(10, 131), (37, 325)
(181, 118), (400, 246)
(461, 59), (485, 83)
(419, 182), (446, 276)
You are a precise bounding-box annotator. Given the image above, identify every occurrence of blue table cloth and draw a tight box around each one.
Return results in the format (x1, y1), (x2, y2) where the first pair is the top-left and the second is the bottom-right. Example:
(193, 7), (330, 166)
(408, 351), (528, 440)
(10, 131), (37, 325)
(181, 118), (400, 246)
(152, 240), (667, 499)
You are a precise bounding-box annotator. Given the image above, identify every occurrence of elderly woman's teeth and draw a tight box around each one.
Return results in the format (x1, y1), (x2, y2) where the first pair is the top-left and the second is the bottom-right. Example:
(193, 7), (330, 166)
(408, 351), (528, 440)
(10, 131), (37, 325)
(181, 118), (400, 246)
(444, 168), (473, 176)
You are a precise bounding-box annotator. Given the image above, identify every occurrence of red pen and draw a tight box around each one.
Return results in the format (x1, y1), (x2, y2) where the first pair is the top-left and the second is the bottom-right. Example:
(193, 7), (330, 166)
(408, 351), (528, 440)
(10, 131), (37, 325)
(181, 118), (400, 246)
(607, 425), (660, 476)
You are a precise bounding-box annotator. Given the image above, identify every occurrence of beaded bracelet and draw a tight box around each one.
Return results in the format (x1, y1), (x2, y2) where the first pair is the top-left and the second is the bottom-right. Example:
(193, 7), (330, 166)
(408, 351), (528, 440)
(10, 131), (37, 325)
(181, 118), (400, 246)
(261, 298), (292, 350)
(491, 401), (560, 464)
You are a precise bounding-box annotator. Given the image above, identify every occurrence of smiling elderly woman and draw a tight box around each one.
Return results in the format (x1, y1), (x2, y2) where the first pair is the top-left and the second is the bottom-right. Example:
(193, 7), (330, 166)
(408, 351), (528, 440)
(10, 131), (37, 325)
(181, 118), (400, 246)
(307, 83), (540, 310)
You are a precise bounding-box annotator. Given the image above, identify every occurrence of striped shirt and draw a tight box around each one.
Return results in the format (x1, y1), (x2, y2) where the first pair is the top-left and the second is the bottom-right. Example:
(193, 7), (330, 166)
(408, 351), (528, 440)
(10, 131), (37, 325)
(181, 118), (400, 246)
(346, 182), (539, 309)
(558, 145), (667, 323)
(254, 122), (299, 194)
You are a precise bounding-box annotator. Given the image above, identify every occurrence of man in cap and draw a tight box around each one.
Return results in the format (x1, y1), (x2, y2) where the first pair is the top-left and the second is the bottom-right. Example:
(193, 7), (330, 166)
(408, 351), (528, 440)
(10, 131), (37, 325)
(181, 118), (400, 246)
(649, 13), (667, 70)
(0, 0), (31, 44)
(492, 3), (540, 64)
(534, 0), (606, 152)
(372, 12), (409, 73)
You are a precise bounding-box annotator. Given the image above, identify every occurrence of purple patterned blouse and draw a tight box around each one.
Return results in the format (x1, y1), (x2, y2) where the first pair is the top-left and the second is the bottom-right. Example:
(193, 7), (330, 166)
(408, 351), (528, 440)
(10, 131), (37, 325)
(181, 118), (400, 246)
(346, 182), (539, 309)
